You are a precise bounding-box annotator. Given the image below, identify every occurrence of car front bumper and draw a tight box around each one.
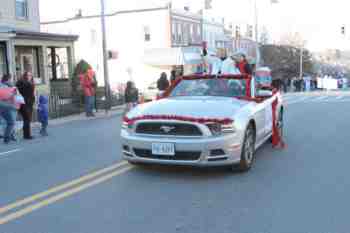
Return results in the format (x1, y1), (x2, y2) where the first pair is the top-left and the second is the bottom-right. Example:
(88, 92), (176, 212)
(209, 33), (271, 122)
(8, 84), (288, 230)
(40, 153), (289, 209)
(121, 130), (243, 167)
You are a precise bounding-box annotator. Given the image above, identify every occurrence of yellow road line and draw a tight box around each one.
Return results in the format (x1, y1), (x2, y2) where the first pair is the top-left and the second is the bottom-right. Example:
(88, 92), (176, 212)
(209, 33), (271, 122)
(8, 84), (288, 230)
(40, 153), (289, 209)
(0, 166), (133, 225)
(0, 161), (128, 215)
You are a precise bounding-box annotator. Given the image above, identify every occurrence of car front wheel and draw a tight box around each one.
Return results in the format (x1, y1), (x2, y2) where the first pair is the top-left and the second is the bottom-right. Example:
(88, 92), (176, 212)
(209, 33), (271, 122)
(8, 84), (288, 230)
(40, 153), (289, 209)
(236, 124), (256, 172)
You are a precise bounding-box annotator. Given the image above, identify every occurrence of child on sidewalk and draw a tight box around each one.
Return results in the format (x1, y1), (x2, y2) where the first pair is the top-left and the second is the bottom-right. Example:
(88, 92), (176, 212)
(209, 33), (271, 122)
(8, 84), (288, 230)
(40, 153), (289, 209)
(37, 95), (49, 136)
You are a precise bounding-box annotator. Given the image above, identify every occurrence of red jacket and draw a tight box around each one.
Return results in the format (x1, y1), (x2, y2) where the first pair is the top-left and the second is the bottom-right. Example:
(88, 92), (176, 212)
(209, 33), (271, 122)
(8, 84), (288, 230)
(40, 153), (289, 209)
(238, 60), (252, 75)
(80, 72), (96, 97)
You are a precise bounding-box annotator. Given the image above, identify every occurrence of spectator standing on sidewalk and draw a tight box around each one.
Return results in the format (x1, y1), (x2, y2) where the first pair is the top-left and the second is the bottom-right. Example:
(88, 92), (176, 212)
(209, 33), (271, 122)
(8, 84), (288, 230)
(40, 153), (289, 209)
(80, 68), (97, 117)
(37, 95), (49, 136)
(0, 80), (17, 144)
(157, 72), (169, 91)
(16, 72), (35, 140)
(124, 81), (139, 114)
(1, 74), (21, 142)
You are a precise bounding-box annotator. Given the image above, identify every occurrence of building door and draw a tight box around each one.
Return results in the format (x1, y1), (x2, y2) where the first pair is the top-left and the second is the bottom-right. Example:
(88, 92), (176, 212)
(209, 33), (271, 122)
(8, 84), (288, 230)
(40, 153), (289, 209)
(0, 42), (8, 78)
(15, 46), (41, 83)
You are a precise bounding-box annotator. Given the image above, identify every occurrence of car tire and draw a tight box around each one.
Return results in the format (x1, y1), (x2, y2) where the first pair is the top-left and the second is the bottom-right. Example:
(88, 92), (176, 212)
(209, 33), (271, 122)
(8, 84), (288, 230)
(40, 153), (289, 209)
(235, 124), (256, 172)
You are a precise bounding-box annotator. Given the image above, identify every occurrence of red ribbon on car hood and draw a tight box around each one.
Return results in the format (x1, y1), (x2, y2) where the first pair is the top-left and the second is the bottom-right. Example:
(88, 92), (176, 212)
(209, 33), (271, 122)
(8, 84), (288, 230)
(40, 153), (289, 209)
(124, 115), (233, 125)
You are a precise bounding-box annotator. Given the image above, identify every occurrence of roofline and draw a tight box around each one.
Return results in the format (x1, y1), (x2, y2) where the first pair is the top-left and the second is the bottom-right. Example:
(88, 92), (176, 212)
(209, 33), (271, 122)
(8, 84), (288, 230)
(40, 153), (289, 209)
(12, 30), (78, 42)
(171, 11), (202, 21)
(41, 6), (169, 25)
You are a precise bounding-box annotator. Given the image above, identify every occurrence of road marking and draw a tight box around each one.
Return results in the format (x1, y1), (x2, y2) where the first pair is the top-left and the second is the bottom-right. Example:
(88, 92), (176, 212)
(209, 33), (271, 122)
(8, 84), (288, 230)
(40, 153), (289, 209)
(336, 96), (344, 100)
(0, 149), (22, 159)
(0, 165), (133, 225)
(0, 160), (128, 215)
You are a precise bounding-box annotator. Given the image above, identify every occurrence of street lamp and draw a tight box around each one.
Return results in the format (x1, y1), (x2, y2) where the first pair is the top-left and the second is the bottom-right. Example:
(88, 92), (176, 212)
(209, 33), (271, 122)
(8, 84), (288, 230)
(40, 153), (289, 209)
(100, 0), (111, 112)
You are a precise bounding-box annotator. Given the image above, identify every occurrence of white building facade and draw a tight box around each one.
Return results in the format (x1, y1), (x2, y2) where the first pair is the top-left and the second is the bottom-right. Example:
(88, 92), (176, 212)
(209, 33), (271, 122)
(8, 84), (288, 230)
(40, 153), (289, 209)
(202, 17), (233, 56)
(42, 5), (204, 90)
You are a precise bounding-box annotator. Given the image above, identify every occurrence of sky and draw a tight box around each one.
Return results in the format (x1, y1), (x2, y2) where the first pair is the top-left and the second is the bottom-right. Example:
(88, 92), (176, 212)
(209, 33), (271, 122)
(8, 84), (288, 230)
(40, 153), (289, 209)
(40, 0), (350, 52)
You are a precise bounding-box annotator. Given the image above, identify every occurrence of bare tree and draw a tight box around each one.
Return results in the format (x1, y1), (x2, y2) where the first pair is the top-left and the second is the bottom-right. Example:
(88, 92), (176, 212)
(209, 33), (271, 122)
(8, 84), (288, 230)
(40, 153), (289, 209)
(261, 44), (313, 79)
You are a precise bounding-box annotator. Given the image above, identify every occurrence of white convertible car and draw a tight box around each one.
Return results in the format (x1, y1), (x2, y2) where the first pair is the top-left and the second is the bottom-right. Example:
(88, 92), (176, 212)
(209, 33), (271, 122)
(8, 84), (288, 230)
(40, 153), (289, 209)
(121, 74), (284, 172)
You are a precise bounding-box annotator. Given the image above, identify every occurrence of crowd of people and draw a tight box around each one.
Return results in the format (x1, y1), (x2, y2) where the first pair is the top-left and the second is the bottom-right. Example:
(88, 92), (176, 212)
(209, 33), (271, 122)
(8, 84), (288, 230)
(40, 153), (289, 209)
(272, 76), (319, 93)
(0, 72), (49, 144)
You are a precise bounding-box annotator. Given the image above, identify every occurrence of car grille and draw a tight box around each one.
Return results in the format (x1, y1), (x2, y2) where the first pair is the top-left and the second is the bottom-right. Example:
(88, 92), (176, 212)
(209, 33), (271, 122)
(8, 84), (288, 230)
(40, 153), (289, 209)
(135, 122), (202, 136)
(133, 149), (201, 161)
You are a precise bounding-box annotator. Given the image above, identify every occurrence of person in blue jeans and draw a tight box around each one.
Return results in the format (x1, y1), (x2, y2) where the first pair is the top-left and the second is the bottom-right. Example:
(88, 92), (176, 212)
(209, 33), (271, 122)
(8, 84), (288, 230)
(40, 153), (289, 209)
(1, 74), (18, 142)
(0, 83), (17, 144)
(37, 95), (49, 136)
(0, 104), (16, 144)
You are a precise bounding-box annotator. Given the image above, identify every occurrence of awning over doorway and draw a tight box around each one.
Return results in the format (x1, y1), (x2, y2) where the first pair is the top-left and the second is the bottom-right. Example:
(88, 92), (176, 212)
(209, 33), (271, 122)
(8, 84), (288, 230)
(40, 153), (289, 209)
(0, 27), (78, 42)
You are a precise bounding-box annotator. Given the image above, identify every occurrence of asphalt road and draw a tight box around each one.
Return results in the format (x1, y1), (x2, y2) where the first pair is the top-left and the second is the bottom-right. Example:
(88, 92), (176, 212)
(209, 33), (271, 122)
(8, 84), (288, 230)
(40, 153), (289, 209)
(1, 93), (350, 233)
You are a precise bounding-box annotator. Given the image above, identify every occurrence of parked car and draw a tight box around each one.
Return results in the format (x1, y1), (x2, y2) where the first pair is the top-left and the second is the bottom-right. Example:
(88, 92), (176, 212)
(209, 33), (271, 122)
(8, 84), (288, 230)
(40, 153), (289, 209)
(121, 74), (284, 172)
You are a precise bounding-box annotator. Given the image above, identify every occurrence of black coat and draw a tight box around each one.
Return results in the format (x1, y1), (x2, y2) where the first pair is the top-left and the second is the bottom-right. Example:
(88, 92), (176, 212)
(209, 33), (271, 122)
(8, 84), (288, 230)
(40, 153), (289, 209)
(124, 87), (139, 103)
(157, 77), (170, 91)
(16, 79), (35, 106)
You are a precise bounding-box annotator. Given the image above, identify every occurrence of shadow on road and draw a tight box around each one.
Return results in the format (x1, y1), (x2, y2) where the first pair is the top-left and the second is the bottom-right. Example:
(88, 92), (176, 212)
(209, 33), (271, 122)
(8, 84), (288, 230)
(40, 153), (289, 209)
(130, 163), (242, 180)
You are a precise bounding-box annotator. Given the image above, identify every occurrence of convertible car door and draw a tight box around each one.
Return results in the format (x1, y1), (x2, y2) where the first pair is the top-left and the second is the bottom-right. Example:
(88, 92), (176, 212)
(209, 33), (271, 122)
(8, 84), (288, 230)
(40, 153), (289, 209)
(264, 96), (275, 136)
(254, 102), (266, 143)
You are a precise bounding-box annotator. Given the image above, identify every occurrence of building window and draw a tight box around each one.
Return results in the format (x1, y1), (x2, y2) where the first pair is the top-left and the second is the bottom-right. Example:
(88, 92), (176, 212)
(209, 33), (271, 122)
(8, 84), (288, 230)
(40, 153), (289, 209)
(144, 26), (151, 42)
(183, 23), (189, 45)
(189, 24), (193, 44)
(177, 23), (182, 44)
(0, 43), (8, 78)
(172, 22), (177, 43)
(16, 0), (29, 20)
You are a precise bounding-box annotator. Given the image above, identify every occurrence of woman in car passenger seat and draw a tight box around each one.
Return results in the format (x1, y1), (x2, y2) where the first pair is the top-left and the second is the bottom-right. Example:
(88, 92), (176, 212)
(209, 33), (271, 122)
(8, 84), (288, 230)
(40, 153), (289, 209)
(237, 54), (253, 75)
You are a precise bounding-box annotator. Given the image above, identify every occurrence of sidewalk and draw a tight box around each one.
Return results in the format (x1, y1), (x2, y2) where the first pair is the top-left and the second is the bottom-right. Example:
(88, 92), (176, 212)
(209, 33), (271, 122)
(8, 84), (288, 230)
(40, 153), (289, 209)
(283, 90), (350, 97)
(32, 105), (125, 128)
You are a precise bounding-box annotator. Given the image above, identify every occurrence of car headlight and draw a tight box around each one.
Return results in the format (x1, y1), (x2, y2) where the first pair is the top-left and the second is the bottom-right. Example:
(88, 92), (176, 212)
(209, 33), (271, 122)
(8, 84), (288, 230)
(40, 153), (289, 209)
(206, 123), (236, 136)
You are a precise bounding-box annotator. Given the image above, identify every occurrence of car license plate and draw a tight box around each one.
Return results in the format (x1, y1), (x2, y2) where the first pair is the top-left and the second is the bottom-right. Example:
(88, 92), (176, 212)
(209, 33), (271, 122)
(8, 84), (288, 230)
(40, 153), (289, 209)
(152, 143), (175, 156)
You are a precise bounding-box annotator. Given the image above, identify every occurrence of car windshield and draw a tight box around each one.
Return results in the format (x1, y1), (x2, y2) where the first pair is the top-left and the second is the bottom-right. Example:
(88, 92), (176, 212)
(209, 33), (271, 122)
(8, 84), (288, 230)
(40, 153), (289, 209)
(169, 78), (247, 98)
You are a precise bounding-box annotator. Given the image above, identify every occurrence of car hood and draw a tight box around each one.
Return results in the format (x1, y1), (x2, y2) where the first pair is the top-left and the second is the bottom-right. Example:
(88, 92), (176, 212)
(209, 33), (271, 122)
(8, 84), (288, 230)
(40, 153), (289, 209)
(127, 96), (250, 120)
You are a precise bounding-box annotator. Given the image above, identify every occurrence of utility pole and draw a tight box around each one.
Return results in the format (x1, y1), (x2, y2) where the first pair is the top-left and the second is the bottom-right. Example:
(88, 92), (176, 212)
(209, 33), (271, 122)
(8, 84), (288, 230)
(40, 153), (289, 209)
(100, 0), (111, 112)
